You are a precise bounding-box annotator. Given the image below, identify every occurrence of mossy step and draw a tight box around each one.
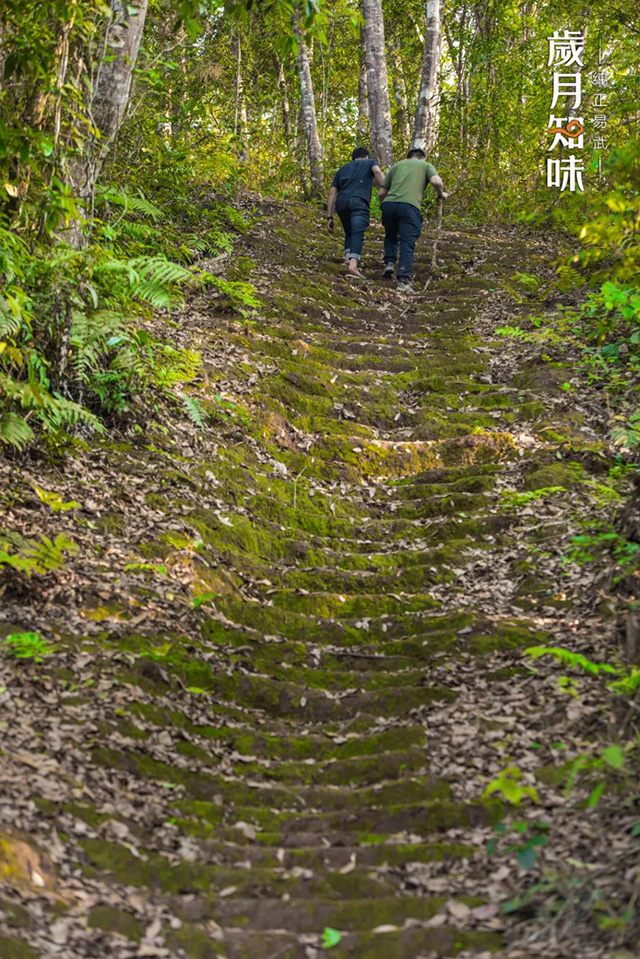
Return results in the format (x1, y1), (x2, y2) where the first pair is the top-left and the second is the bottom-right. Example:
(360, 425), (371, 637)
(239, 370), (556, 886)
(282, 544), (465, 578)
(81, 838), (409, 900)
(201, 672), (456, 720)
(312, 925), (502, 959)
(204, 603), (445, 648)
(193, 839), (474, 869)
(167, 923), (501, 959)
(126, 708), (425, 760)
(202, 607), (533, 653)
(220, 659), (443, 694)
(203, 606), (475, 647)
(203, 602), (533, 649)
(172, 894), (451, 931)
(265, 589), (441, 618)
(94, 746), (450, 809)
(256, 338), (421, 372)
(0, 938), (38, 959)
(193, 503), (512, 560)
(183, 742), (429, 788)
(173, 796), (503, 838)
(275, 561), (455, 594)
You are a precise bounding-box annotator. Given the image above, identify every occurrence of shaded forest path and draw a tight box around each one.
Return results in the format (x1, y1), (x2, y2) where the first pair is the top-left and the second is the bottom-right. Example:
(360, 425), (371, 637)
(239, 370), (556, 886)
(0, 202), (619, 959)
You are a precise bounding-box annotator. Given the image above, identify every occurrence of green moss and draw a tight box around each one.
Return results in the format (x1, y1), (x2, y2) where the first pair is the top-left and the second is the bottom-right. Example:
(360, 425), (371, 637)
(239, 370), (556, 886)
(0, 900), (30, 930)
(88, 905), (143, 941)
(523, 462), (583, 491)
(167, 925), (219, 959)
(0, 938), (38, 959)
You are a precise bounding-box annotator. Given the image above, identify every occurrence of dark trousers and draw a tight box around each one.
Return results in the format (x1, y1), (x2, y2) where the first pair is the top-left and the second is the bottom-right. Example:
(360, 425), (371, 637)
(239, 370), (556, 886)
(381, 201), (423, 280)
(336, 197), (370, 260)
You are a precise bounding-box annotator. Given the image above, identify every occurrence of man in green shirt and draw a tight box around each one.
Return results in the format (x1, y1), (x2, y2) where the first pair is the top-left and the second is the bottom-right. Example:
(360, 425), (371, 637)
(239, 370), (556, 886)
(378, 147), (447, 293)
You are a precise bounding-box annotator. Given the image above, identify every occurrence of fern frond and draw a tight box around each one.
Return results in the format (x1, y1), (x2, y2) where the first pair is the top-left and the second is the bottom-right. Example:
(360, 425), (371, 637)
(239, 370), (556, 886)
(98, 187), (164, 221)
(129, 256), (194, 286)
(0, 302), (23, 340)
(181, 393), (204, 428)
(0, 412), (34, 450)
(41, 393), (105, 433)
(133, 279), (182, 310)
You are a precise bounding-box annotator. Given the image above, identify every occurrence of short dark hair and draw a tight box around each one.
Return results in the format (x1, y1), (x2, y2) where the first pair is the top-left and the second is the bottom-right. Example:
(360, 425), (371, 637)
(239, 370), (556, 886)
(352, 147), (370, 160)
(407, 147), (426, 159)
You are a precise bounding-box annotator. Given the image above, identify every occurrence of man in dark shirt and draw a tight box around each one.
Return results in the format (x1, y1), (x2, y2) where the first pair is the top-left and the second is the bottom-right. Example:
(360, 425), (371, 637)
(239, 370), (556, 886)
(326, 147), (385, 278)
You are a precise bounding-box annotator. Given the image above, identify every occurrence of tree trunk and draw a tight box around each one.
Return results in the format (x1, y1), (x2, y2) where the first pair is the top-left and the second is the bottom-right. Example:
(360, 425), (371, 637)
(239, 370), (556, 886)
(292, 9), (323, 198)
(233, 32), (249, 163)
(277, 59), (293, 138)
(67, 0), (149, 245)
(296, 102), (311, 198)
(389, 39), (410, 151)
(412, 0), (443, 153)
(356, 13), (369, 145)
(362, 0), (393, 166)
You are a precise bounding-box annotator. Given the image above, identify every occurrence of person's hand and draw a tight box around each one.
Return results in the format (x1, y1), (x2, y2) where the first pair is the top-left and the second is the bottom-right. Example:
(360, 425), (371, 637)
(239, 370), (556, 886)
(440, 191), (449, 200)
(327, 215), (334, 234)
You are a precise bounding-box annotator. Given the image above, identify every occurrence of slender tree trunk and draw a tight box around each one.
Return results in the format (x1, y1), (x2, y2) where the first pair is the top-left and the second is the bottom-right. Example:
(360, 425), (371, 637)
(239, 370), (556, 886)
(277, 59), (293, 137)
(67, 0), (149, 245)
(356, 13), (369, 145)
(389, 39), (410, 151)
(233, 32), (249, 163)
(296, 102), (311, 198)
(412, 0), (444, 152)
(292, 9), (323, 197)
(362, 0), (393, 166)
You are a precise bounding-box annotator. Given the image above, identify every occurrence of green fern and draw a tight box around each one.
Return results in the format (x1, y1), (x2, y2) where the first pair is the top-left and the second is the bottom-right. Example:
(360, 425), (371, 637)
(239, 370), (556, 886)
(181, 393), (204, 427)
(0, 411), (35, 450)
(98, 187), (164, 221)
(525, 646), (619, 676)
(2, 632), (56, 662)
(0, 530), (78, 575)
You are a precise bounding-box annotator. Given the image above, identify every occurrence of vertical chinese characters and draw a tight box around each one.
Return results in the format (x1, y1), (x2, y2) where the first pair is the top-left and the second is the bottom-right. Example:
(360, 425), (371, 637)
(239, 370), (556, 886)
(592, 34), (611, 179)
(546, 29), (585, 193)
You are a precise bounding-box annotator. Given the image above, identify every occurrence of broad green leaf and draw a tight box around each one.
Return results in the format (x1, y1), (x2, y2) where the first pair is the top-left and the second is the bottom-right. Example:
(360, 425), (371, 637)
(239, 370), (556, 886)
(602, 745), (624, 769)
(516, 844), (536, 870)
(322, 928), (342, 948)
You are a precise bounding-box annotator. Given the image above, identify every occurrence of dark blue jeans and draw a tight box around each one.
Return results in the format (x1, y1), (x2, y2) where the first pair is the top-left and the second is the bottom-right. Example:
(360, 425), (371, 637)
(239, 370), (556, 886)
(381, 201), (423, 280)
(336, 197), (370, 261)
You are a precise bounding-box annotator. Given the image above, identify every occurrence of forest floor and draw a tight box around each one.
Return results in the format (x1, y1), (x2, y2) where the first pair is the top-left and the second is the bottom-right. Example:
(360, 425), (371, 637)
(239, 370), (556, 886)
(0, 199), (638, 959)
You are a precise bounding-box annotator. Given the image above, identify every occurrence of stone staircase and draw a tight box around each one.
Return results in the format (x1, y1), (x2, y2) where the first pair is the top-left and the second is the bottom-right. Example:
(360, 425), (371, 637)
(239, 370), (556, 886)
(2, 206), (599, 959)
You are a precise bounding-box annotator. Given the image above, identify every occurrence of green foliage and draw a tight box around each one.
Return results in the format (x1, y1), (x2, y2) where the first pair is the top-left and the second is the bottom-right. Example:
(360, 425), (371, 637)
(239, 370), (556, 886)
(0, 530), (78, 575)
(525, 646), (619, 678)
(524, 644), (640, 707)
(0, 222), (259, 441)
(2, 631), (55, 662)
(487, 819), (549, 871)
(509, 272), (543, 293)
(560, 741), (632, 810)
(32, 485), (81, 512)
(577, 147), (640, 286)
(500, 486), (566, 509)
(563, 524), (640, 584)
(181, 394), (205, 429)
(483, 766), (539, 807)
(321, 927), (342, 948)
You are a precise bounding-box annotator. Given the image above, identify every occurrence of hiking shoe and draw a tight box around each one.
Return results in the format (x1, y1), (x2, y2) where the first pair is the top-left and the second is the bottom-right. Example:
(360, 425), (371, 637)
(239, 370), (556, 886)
(397, 280), (416, 294)
(383, 263), (395, 278)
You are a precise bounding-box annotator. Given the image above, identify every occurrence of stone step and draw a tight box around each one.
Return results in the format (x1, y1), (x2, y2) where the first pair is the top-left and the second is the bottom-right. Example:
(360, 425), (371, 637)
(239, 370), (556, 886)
(166, 919), (502, 958)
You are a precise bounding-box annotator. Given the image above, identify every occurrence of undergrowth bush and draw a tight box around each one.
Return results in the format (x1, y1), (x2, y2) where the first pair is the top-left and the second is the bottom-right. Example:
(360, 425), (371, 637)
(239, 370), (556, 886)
(0, 176), (260, 450)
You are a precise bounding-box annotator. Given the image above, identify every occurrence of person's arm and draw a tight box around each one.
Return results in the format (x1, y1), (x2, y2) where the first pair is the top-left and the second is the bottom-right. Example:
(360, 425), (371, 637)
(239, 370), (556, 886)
(326, 185), (338, 232)
(428, 174), (448, 199)
(372, 164), (385, 188)
(378, 167), (392, 201)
